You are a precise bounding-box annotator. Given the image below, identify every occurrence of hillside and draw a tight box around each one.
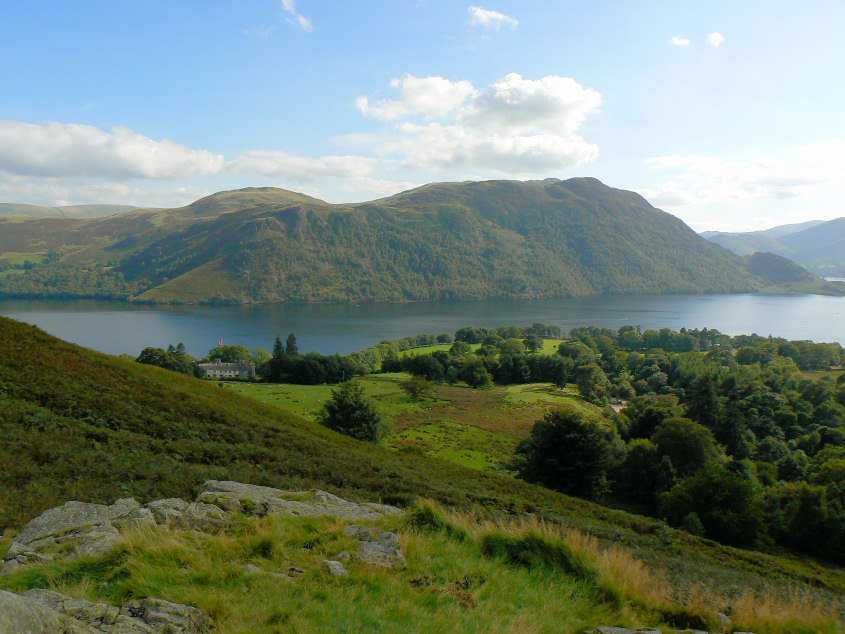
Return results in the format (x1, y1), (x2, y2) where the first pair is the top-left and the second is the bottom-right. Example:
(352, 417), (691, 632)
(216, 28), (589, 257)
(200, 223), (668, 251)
(1, 317), (844, 632)
(701, 220), (824, 255)
(743, 251), (845, 294)
(704, 218), (845, 277)
(0, 179), (764, 303)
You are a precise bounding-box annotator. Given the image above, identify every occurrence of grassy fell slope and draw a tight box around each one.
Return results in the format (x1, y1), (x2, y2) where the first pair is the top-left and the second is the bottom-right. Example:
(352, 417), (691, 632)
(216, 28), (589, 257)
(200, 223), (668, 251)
(0, 178), (762, 303)
(1, 316), (844, 609)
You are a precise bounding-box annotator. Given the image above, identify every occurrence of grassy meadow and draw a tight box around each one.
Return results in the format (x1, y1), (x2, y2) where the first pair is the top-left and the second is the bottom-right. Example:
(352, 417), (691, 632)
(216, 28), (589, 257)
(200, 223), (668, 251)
(222, 372), (602, 473)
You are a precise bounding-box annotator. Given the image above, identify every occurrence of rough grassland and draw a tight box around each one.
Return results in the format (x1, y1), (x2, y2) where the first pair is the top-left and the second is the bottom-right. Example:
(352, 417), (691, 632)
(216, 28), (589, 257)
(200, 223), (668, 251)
(1, 316), (844, 616)
(0, 504), (839, 634)
(223, 375), (602, 473)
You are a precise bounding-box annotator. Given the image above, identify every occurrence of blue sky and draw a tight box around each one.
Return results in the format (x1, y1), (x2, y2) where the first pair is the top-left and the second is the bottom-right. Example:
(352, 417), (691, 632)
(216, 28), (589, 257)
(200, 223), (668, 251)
(1, 1), (843, 231)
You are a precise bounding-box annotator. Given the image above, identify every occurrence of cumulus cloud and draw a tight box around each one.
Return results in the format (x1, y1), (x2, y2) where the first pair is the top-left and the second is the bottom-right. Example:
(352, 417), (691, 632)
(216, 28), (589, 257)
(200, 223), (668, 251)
(463, 73), (602, 135)
(226, 150), (379, 182)
(383, 123), (598, 173)
(356, 75), (477, 121)
(0, 120), (223, 179)
(281, 0), (312, 32)
(706, 31), (725, 47)
(669, 35), (691, 47)
(356, 73), (601, 175)
(468, 6), (518, 30)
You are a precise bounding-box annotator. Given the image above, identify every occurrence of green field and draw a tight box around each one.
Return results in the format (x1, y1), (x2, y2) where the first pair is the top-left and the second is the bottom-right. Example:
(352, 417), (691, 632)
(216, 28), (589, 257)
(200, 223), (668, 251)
(0, 251), (48, 266)
(224, 374), (604, 474)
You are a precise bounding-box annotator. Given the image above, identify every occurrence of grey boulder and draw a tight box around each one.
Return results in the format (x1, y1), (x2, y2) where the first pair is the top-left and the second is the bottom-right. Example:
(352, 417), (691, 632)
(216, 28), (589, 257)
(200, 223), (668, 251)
(343, 525), (407, 568)
(197, 480), (403, 521)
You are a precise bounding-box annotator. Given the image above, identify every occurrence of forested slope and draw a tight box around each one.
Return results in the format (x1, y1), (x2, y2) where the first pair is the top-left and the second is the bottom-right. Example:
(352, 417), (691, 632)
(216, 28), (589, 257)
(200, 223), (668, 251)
(0, 178), (762, 303)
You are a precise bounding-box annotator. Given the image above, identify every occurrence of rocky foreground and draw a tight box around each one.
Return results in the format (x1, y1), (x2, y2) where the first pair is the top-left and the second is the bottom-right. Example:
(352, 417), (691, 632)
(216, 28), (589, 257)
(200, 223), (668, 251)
(0, 481), (756, 634)
(0, 481), (405, 633)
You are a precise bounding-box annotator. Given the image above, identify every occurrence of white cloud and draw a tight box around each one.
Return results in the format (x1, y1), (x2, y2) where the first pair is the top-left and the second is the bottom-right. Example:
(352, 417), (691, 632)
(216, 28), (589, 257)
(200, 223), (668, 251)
(281, 0), (312, 32)
(641, 140), (845, 230)
(226, 150), (379, 182)
(669, 35), (691, 47)
(356, 75), (477, 121)
(464, 73), (602, 135)
(383, 123), (598, 173)
(706, 31), (725, 47)
(0, 177), (210, 208)
(357, 73), (601, 175)
(336, 177), (421, 202)
(468, 6), (518, 30)
(0, 120), (223, 179)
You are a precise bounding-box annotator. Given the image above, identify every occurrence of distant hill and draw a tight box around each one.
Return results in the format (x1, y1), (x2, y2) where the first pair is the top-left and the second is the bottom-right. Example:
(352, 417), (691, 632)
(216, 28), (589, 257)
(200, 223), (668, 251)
(0, 203), (139, 218)
(744, 252), (816, 285)
(740, 251), (845, 294)
(0, 178), (771, 303)
(703, 218), (845, 276)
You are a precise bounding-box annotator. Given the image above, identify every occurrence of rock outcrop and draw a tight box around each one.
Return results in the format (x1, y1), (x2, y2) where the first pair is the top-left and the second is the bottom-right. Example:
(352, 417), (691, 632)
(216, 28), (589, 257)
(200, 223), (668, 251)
(0, 481), (405, 632)
(0, 589), (212, 633)
(2, 480), (403, 575)
(195, 480), (403, 521)
(0, 481), (406, 632)
(1, 498), (141, 572)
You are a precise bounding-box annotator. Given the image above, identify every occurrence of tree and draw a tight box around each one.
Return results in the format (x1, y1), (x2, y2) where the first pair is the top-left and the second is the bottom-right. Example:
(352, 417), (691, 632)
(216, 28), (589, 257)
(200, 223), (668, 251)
(406, 354), (445, 382)
(514, 407), (621, 500)
(449, 341), (472, 357)
(620, 395), (679, 440)
(613, 439), (677, 512)
(651, 417), (720, 477)
(685, 373), (722, 429)
(136, 347), (197, 376)
(461, 358), (493, 389)
(575, 363), (609, 405)
(286, 333), (299, 356)
(523, 334), (543, 353)
(659, 462), (766, 547)
(500, 338), (525, 356)
(205, 344), (251, 363)
(270, 334), (286, 381)
(316, 380), (391, 443)
(400, 375), (436, 401)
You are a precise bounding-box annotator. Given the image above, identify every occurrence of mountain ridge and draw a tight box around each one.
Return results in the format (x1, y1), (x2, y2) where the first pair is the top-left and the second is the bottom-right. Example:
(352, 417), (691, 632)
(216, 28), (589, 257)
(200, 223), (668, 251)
(703, 217), (845, 276)
(0, 177), (833, 304)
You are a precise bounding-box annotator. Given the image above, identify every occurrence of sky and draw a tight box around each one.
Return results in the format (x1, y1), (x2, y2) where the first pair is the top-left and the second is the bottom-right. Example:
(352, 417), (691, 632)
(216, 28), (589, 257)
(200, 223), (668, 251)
(1, 1), (843, 232)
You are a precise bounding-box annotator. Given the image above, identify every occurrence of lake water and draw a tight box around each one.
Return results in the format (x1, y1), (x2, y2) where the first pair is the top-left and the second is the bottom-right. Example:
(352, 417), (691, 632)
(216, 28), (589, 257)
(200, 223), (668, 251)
(1, 294), (845, 357)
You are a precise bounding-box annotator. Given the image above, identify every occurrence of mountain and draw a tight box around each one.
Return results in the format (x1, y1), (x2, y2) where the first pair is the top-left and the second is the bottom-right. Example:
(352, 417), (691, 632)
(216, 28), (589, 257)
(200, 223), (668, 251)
(703, 218), (845, 276)
(0, 203), (139, 218)
(0, 178), (770, 303)
(701, 219), (824, 255)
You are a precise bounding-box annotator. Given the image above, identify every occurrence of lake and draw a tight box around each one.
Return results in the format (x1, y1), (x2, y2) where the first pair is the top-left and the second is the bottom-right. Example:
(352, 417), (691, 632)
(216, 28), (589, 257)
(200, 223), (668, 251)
(2, 294), (845, 358)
